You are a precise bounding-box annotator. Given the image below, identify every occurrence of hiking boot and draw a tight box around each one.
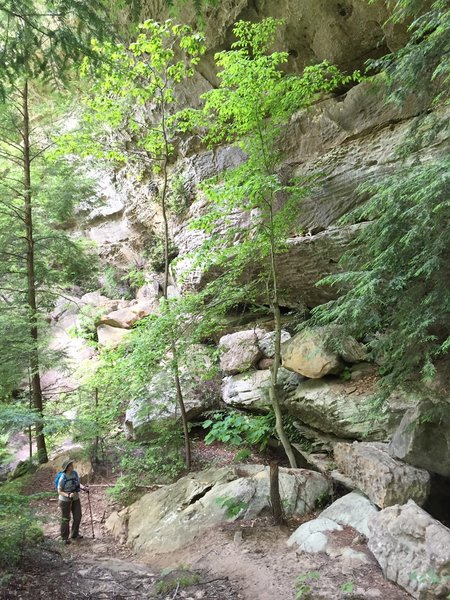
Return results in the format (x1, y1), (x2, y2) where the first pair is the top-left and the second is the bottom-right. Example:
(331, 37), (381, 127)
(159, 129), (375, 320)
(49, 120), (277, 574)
(71, 534), (83, 540)
(64, 539), (71, 545)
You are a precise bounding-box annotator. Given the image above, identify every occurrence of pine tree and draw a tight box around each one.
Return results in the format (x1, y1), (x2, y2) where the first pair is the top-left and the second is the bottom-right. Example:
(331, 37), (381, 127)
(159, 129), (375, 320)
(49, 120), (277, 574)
(0, 85), (98, 462)
(311, 1), (450, 395)
(0, 0), (111, 462)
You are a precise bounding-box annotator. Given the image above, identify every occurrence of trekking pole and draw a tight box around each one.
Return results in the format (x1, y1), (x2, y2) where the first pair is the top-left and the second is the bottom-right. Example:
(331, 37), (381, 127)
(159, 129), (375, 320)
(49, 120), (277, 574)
(87, 491), (95, 539)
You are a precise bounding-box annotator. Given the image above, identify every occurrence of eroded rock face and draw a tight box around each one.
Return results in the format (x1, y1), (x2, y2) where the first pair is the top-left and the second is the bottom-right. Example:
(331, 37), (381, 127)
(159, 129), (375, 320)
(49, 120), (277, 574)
(283, 378), (394, 440)
(219, 329), (266, 375)
(334, 442), (430, 508)
(137, 1), (406, 83)
(106, 465), (330, 555)
(222, 368), (303, 411)
(125, 361), (220, 441)
(368, 500), (450, 599)
(389, 400), (450, 478)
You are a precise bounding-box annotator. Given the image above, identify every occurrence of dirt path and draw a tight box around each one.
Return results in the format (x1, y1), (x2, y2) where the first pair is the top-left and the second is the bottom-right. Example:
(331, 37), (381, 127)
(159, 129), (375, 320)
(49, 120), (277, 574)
(0, 467), (241, 600)
(149, 519), (413, 600)
(1, 464), (413, 600)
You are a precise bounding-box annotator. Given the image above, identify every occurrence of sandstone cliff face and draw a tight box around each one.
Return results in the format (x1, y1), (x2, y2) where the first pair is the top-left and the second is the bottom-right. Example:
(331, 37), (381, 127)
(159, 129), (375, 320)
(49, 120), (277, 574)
(72, 2), (449, 310)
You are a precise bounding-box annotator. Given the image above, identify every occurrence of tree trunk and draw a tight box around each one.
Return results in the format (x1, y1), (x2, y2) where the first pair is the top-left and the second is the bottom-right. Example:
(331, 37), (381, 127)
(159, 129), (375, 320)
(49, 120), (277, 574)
(22, 81), (48, 464)
(160, 127), (191, 469)
(94, 387), (100, 464)
(172, 341), (192, 469)
(269, 228), (297, 469)
(270, 460), (284, 525)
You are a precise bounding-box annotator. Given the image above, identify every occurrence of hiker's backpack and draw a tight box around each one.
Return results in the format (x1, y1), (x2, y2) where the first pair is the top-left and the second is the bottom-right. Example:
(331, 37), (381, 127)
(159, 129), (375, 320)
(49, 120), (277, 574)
(54, 471), (67, 491)
(54, 470), (80, 491)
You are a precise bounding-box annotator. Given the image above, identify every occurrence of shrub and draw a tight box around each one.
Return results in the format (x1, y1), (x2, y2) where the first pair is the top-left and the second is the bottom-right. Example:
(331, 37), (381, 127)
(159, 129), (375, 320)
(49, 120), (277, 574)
(108, 422), (185, 506)
(202, 410), (274, 450)
(0, 491), (43, 567)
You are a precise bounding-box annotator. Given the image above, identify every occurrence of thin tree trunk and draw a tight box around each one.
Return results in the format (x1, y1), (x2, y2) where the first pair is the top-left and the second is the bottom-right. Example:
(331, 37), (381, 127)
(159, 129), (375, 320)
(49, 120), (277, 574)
(268, 209), (297, 469)
(94, 387), (99, 464)
(270, 460), (284, 525)
(172, 340), (191, 469)
(22, 81), (48, 463)
(160, 108), (191, 470)
(28, 370), (33, 461)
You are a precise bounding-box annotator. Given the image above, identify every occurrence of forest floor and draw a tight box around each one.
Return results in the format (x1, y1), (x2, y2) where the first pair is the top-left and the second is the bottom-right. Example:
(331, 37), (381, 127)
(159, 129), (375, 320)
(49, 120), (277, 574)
(0, 441), (413, 600)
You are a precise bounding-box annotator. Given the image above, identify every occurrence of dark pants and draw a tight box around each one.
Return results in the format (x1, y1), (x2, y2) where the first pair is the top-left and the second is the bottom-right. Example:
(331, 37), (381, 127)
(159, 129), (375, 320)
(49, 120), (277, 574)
(59, 498), (82, 540)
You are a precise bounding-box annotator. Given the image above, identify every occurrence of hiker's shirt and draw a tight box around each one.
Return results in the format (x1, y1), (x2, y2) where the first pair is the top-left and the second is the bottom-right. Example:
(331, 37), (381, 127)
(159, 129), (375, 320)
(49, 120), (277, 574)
(58, 471), (80, 502)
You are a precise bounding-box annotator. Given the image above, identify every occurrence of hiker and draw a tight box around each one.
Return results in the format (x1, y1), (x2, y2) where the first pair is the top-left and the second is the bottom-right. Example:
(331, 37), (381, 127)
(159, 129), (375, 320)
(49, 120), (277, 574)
(57, 458), (89, 544)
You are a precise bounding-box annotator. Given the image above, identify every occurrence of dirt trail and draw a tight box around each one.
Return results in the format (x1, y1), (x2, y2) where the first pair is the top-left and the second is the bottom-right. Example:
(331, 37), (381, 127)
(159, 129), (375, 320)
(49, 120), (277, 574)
(1, 468), (240, 600)
(1, 465), (413, 600)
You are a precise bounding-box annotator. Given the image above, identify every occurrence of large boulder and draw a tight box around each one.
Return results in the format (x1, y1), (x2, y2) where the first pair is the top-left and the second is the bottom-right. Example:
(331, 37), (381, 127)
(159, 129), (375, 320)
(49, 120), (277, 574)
(368, 500), (450, 599)
(283, 377), (396, 440)
(320, 491), (378, 537)
(99, 299), (159, 329)
(389, 400), (450, 478)
(219, 329), (266, 375)
(288, 491), (378, 553)
(222, 368), (303, 411)
(97, 324), (131, 348)
(334, 442), (430, 508)
(281, 327), (343, 378)
(106, 465), (330, 555)
(281, 326), (368, 379)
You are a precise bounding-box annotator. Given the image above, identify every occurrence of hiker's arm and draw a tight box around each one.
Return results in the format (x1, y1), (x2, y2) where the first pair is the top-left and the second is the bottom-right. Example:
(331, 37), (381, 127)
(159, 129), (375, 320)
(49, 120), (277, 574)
(80, 484), (89, 492)
(58, 481), (73, 498)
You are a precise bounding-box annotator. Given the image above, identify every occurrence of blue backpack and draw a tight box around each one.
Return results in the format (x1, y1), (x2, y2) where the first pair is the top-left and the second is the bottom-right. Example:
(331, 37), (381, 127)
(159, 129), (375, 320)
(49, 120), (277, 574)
(54, 470), (79, 491)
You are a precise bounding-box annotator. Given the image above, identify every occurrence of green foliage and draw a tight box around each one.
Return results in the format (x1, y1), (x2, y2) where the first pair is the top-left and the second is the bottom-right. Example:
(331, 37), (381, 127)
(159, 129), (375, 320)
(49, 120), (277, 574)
(233, 448), (252, 462)
(0, 491), (42, 567)
(108, 428), (185, 505)
(410, 570), (450, 599)
(340, 367), (352, 382)
(0, 0), (112, 96)
(144, 232), (178, 273)
(312, 157), (450, 394)
(180, 18), (359, 468)
(369, 0), (450, 107)
(69, 20), (206, 167)
(167, 171), (192, 216)
(215, 495), (249, 519)
(203, 410), (274, 450)
(100, 265), (128, 299)
(295, 571), (320, 599)
(0, 433), (11, 465)
(155, 569), (201, 596)
(122, 267), (146, 292)
(341, 581), (354, 594)
(70, 304), (105, 344)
